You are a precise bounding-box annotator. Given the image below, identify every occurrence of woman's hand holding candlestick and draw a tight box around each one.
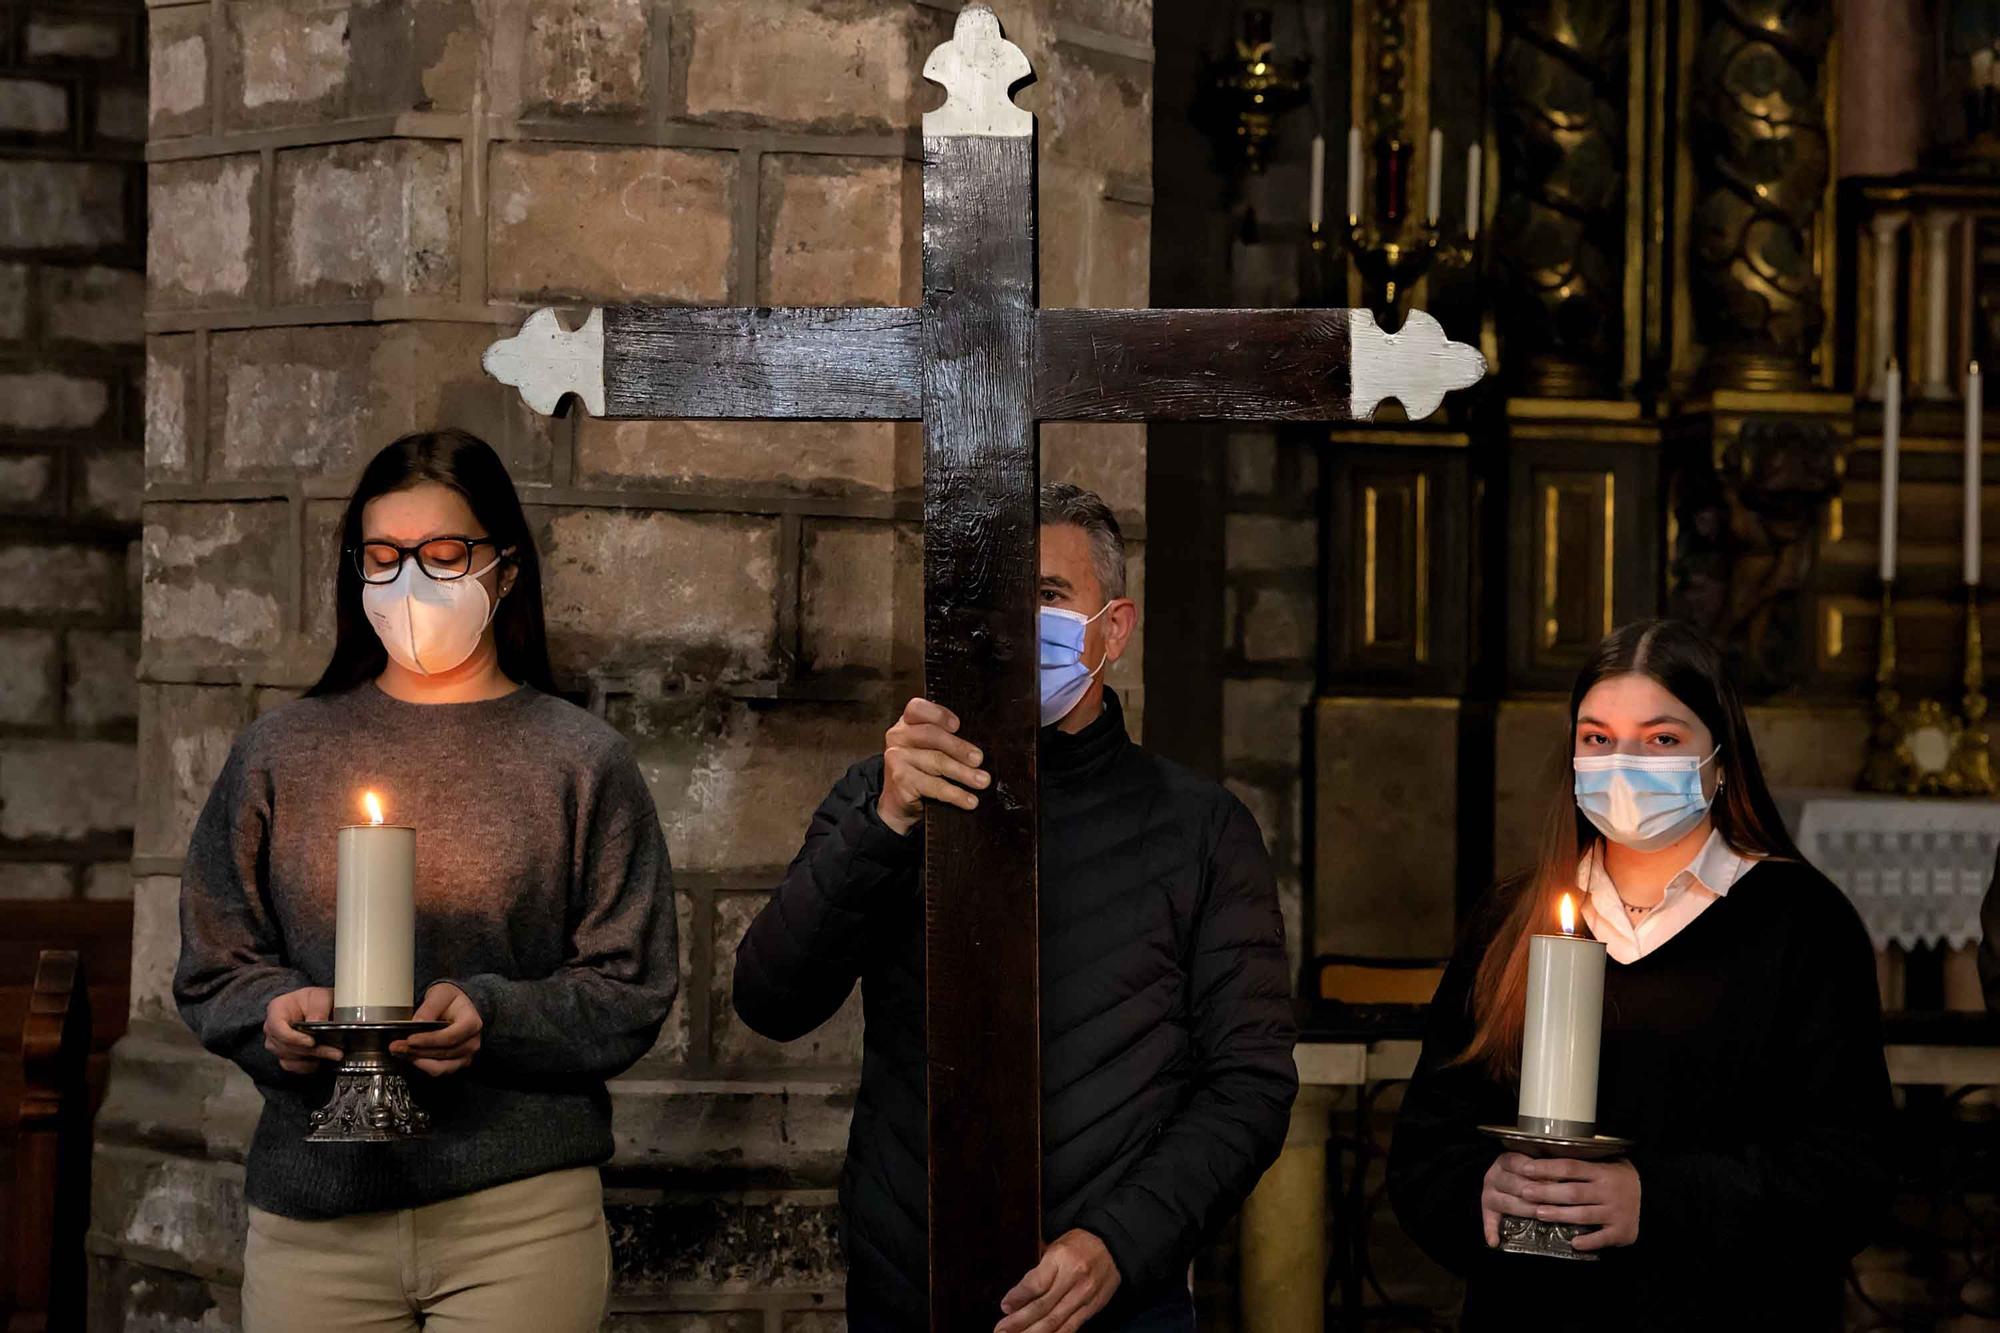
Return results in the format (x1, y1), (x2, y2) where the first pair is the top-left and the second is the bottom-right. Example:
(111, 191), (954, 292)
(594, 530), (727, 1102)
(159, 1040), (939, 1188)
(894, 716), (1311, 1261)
(1480, 1152), (1537, 1246)
(392, 982), (484, 1075)
(265, 987), (343, 1073)
(1517, 1157), (1640, 1251)
(1483, 1153), (1640, 1250)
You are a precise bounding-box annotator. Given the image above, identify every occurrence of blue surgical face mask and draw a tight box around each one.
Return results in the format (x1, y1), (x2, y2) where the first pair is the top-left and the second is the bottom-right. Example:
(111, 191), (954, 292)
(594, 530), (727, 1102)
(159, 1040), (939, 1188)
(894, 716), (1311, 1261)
(1572, 746), (1720, 852)
(1039, 604), (1110, 726)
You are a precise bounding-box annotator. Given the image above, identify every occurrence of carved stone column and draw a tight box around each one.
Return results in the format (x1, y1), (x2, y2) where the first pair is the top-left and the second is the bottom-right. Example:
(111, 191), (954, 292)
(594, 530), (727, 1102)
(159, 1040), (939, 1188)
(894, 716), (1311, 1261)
(1868, 210), (1908, 400)
(1920, 209), (1962, 399)
(1492, 2), (1628, 397)
(1689, 0), (1834, 391)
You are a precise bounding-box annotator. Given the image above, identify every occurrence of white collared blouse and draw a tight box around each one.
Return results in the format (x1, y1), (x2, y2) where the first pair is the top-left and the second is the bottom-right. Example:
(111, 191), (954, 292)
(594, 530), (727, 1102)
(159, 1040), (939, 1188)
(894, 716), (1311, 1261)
(1578, 827), (1753, 964)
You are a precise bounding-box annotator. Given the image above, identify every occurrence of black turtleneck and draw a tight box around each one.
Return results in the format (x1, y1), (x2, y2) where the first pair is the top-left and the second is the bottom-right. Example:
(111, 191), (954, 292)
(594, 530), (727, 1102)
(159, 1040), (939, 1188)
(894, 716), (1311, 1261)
(1043, 687), (1130, 783)
(732, 690), (1299, 1331)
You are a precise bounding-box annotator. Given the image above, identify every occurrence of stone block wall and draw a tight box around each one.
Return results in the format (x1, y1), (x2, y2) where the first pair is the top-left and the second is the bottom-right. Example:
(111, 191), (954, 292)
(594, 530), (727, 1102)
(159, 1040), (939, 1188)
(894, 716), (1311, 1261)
(0, 0), (146, 903)
(1171, 3), (1319, 982)
(92, 2), (1150, 1329)
(1220, 432), (1315, 976)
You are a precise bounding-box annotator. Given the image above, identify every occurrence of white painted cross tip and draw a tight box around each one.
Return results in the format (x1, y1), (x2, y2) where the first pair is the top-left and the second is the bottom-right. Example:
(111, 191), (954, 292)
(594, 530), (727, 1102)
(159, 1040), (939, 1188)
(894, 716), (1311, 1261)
(482, 307), (607, 417)
(922, 4), (1033, 138)
(1347, 309), (1487, 422)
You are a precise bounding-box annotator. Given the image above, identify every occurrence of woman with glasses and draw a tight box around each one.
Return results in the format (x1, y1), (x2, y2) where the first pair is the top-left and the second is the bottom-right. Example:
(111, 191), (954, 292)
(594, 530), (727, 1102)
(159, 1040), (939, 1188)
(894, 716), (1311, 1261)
(1387, 619), (1893, 1330)
(173, 429), (678, 1332)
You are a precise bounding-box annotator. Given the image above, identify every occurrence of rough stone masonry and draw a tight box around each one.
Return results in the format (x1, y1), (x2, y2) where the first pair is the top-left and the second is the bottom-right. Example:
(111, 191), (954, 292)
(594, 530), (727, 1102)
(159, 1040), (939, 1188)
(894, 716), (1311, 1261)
(88, 1), (1152, 1329)
(0, 0), (147, 904)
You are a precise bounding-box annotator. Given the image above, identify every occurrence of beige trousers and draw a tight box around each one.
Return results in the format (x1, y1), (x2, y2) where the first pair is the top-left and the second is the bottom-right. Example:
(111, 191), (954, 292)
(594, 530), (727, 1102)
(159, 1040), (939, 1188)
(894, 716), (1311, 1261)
(242, 1167), (611, 1333)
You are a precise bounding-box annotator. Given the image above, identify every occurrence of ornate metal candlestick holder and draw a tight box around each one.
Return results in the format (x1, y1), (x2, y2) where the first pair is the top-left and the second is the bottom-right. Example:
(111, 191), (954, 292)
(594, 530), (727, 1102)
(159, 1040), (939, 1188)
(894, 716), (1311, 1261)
(1303, 127), (1481, 328)
(1476, 1123), (1634, 1261)
(1859, 580), (1997, 796)
(296, 1017), (444, 1142)
(1957, 587), (1995, 793)
(1860, 580), (1912, 792)
(1309, 212), (1475, 326)
(1193, 8), (1308, 178)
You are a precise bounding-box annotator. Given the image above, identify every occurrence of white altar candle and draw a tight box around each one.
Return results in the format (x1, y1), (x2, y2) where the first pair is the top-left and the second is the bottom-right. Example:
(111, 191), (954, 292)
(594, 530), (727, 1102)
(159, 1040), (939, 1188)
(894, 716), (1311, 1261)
(1882, 361), (1902, 584)
(1518, 894), (1606, 1136)
(1969, 361), (1984, 586)
(334, 791), (416, 1019)
(1346, 126), (1363, 221)
(1308, 133), (1325, 233)
(1464, 143), (1482, 239)
(1426, 127), (1443, 225)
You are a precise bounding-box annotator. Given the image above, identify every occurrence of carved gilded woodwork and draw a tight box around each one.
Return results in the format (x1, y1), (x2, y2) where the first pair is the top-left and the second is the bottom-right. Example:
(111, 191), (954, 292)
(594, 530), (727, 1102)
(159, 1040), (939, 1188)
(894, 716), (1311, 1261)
(1321, 433), (1483, 696)
(1500, 417), (1662, 691)
(1669, 410), (1845, 696)
(1688, 0), (1834, 391)
(1492, 2), (1629, 397)
(1366, 0), (1414, 141)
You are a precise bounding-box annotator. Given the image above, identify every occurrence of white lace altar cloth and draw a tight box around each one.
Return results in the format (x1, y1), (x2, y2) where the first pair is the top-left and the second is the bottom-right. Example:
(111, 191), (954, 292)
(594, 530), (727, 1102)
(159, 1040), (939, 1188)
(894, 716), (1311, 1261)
(1788, 792), (2000, 951)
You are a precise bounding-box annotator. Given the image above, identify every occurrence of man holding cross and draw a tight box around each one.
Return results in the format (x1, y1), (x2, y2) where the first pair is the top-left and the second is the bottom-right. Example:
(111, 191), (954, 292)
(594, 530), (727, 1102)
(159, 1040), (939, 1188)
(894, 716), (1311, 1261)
(482, 7), (1482, 1324)
(733, 481), (1299, 1332)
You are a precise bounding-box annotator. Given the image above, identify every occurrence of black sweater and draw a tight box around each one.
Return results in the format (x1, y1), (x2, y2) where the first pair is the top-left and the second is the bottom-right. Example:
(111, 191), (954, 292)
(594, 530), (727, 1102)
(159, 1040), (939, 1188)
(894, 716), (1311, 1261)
(732, 692), (1298, 1328)
(1388, 858), (1895, 1331)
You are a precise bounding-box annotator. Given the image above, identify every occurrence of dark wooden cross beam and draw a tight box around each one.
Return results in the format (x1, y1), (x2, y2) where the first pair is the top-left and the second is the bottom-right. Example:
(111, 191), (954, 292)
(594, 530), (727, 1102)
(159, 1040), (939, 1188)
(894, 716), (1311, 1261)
(483, 7), (1484, 1326)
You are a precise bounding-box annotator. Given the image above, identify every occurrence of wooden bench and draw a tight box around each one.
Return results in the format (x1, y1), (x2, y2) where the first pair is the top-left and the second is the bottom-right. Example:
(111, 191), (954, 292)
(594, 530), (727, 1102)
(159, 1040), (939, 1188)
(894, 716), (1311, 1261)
(0, 900), (133, 1332)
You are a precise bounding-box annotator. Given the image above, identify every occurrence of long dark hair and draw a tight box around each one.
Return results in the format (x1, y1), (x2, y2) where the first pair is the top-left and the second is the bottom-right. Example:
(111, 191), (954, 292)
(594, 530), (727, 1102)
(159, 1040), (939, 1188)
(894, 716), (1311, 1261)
(305, 429), (556, 698)
(1459, 618), (1799, 1077)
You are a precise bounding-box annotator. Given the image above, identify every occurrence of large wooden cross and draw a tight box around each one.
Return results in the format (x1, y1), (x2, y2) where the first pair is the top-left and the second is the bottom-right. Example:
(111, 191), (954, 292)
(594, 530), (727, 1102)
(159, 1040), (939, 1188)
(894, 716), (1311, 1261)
(482, 6), (1483, 1325)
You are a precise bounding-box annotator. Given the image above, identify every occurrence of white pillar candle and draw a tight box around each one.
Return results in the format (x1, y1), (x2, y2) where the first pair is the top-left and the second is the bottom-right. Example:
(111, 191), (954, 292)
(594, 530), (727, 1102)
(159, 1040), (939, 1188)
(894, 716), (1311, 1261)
(1969, 361), (1984, 586)
(1923, 211), (1960, 398)
(333, 791), (416, 1019)
(1868, 211), (1907, 400)
(1308, 133), (1325, 233)
(1518, 895), (1606, 1136)
(1464, 143), (1482, 239)
(1882, 362), (1902, 584)
(1346, 125), (1363, 222)
(1426, 127), (1443, 225)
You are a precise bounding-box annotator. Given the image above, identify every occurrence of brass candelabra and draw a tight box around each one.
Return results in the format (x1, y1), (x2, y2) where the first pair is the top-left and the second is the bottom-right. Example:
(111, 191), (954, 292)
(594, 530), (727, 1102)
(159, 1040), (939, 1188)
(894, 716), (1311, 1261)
(1307, 134), (1477, 323)
(1194, 9), (1309, 178)
(1859, 581), (1996, 796)
(1310, 214), (1476, 322)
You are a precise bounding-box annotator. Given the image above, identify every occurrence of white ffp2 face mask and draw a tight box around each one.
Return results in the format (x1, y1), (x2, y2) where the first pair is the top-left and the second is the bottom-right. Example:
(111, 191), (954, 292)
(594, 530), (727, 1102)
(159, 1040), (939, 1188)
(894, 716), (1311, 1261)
(362, 555), (503, 676)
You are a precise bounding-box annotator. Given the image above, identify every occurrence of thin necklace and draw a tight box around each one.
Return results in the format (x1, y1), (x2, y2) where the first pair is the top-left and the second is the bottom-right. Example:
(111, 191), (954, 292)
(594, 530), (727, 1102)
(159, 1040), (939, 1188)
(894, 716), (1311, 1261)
(1594, 850), (1660, 917)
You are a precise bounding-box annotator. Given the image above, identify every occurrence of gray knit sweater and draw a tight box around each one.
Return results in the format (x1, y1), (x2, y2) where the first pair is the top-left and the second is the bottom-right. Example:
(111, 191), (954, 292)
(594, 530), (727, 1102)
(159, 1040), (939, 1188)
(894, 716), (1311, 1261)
(173, 683), (678, 1219)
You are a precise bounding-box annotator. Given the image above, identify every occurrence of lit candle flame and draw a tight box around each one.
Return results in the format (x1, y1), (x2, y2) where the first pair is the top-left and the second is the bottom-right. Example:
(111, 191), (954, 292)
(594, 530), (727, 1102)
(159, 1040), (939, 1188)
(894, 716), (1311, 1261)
(1559, 892), (1577, 937)
(363, 791), (385, 826)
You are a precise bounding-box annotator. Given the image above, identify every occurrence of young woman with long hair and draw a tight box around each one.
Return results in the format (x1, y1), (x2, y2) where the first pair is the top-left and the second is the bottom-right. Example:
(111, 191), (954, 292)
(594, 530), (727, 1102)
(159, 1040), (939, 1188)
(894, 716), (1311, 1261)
(1388, 619), (1894, 1330)
(174, 429), (678, 1332)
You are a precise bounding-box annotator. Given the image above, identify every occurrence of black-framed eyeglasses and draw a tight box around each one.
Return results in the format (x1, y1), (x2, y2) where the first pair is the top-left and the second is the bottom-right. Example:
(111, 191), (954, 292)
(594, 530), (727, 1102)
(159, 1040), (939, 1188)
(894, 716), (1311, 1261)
(349, 536), (509, 585)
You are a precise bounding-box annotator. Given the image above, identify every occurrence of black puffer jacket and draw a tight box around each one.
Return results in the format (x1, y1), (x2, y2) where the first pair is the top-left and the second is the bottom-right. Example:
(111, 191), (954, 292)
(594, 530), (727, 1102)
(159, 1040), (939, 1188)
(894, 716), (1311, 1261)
(733, 691), (1298, 1328)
